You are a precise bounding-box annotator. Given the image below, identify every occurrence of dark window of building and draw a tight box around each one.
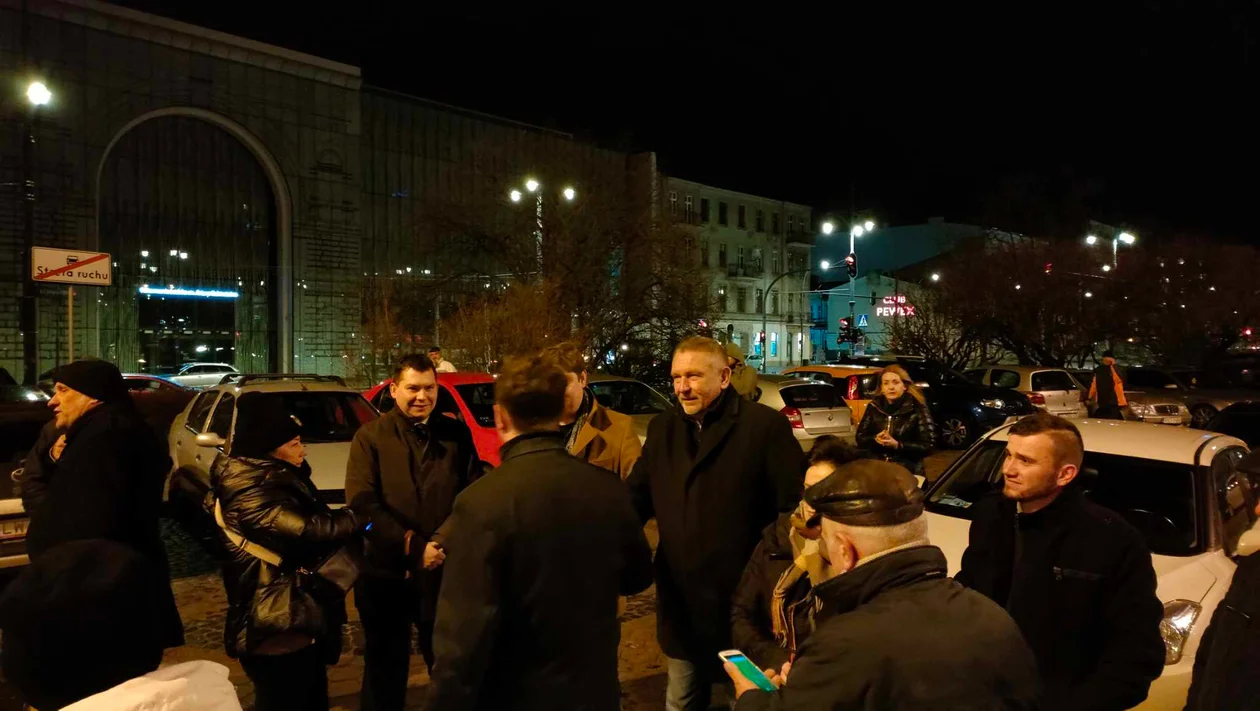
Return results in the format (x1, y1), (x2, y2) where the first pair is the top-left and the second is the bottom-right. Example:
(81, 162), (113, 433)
(669, 191), (677, 215)
(738, 205), (747, 229)
(755, 289), (764, 314)
(718, 202), (729, 226)
(737, 287), (748, 313)
(700, 198), (711, 223)
(756, 209), (765, 232)
(684, 195), (694, 222)
(772, 213), (780, 234)
(700, 239), (710, 267)
(787, 215), (795, 235)
(718, 243), (728, 267)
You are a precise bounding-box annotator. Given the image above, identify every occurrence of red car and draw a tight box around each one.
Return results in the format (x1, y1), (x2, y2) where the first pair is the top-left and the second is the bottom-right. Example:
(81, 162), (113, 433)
(363, 372), (501, 466)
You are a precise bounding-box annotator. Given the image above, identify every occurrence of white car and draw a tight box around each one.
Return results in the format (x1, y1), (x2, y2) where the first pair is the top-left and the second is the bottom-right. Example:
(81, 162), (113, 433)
(166, 374), (378, 513)
(923, 419), (1251, 710)
(755, 375), (855, 451)
(964, 366), (1089, 419)
(169, 362), (239, 390)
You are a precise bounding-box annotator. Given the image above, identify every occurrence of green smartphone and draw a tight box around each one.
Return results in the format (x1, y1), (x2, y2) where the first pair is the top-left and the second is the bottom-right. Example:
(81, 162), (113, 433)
(718, 649), (777, 692)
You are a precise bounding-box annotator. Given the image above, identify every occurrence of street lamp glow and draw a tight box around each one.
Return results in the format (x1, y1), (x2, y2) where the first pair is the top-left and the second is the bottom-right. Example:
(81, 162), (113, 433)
(620, 343), (629, 352)
(821, 221), (835, 235)
(509, 189), (522, 203)
(525, 179), (540, 193)
(26, 81), (51, 106)
(850, 225), (865, 238)
(140, 250), (149, 258)
(1085, 291), (1094, 298)
(1118, 232), (1136, 244)
(820, 260), (831, 271)
(562, 186), (576, 201)
(1085, 234), (1098, 245)
(930, 273), (940, 282)
(863, 220), (874, 232)
(1101, 264), (1112, 272)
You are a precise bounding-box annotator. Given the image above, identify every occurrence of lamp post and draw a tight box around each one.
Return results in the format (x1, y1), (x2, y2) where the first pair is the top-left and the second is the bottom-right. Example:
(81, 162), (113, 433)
(1086, 230), (1136, 269)
(509, 178), (575, 275)
(20, 80), (51, 383)
(845, 220), (875, 352)
(761, 261), (831, 367)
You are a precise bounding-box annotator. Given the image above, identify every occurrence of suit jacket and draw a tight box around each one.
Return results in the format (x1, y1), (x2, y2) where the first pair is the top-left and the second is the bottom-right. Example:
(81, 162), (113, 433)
(570, 399), (642, 479)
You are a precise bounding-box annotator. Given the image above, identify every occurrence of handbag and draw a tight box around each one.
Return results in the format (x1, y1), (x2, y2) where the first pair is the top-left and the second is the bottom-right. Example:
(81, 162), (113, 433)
(214, 499), (361, 596)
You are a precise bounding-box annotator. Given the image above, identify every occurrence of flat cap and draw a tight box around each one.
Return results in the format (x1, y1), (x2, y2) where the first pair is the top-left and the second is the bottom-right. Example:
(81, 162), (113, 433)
(805, 459), (924, 526)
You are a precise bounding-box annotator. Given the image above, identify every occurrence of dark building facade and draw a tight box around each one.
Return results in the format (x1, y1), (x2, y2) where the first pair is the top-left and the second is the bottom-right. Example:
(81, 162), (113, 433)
(0, 0), (651, 381)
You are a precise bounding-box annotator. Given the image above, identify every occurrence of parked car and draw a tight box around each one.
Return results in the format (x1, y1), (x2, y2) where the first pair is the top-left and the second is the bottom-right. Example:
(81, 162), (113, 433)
(963, 366), (1089, 419)
(364, 372), (501, 467)
(788, 358), (1035, 449)
(1124, 366), (1259, 429)
(0, 401), (53, 574)
(169, 362), (240, 390)
(123, 373), (197, 438)
(753, 375), (854, 451)
(782, 365), (884, 423)
(169, 374), (378, 513)
(922, 419), (1251, 710)
(1206, 401), (1260, 449)
(1070, 369), (1190, 425)
(587, 374), (672, 444)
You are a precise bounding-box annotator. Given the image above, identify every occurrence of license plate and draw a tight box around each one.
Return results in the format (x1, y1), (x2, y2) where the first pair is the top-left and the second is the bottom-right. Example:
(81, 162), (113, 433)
(1163, 417), (1183, 425)
(0, 518), (28, 540)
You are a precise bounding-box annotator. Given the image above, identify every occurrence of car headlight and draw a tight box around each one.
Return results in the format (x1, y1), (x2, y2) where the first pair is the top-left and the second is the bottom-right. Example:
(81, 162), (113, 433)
(1160, 599), (1201, 665)
(980, 398), (1005, 410)
(1129, 403), (1152, 417)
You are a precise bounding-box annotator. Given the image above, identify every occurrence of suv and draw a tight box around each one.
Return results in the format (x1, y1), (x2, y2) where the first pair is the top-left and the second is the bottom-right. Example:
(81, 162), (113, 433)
(167, 374), (378, 517)
(1123, 367), (1258, 429)
(790, 358), (1035, 448)
(170, 362), (240, 390)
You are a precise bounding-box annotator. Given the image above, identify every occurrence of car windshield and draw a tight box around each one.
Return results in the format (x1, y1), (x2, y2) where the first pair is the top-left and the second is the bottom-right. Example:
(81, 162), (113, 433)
(900, 362), (969, 387)
(1032, 371), (1080, 392)
(928, 440), (1200, 556)
(266, 392), (378, 443)
(590, 380), (673, 416)
(454, 383), (496, 427)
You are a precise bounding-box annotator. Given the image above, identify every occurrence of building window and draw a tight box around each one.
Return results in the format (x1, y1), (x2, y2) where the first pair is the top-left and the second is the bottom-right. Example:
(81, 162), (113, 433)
(789, 292), (797, 316)
(700, 198), (710, 223)
(772, 212), (780, 234)
(736, 245), (745, 268)
(770, 332), (779, 357)
(717, 284), (728, 310)
(738, 205), (747, 229)
(669, 191), (677, 215)
(718, 201), (729, 226)
(684, 194), (693, 222)
(787, 215), (795, 235)
(755, 289), (764, 314)
(737, 287), (748, 313)
(771, 290), (779, 315)
(718, 243), (728, 267)
(771, 250), (780, 275)
(756, 209), (765, 232)
(700, 239), (709, 267)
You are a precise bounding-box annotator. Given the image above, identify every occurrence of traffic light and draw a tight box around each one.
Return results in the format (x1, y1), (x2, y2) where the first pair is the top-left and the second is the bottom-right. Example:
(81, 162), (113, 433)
(837, 318), (851, 345)
(845, 253), (857, 278)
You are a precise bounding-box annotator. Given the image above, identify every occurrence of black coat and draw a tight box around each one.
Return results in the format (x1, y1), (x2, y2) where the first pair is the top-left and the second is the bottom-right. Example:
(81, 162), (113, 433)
(429, 432), (653, 711)
(212, 454), (359, 659)
(345, 408), (482, 619)
(854, 394), (935, 473)
(735, 546), (1040, 711)
(1184, 551), (1260, 711)
(730, 513), (817, 671)
(956, 489), (1166, 711)
(627, 387), (805, 666)
(23, 402), (183, 648)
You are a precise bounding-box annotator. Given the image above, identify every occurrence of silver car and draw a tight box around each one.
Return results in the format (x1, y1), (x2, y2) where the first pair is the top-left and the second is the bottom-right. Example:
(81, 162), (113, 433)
(1123, 367), (1257, 429)
(169, 362), (239, 390)
(963, 366), (1089, 419)
(755, 375), (854, 451)
(587, 374), (673, 445)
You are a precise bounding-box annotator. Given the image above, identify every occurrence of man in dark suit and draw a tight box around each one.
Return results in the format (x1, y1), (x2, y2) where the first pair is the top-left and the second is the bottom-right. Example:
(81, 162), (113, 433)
(626, 336), (805, 710)
(429, 353), (653, 710)
(346, 353), (482, 711)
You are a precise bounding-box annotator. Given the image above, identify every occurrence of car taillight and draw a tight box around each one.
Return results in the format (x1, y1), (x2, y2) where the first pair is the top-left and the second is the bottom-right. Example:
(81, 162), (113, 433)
(781, 407), (805, 429)
(1028, 393), (1046, 405)
(847, 377), (859, 401)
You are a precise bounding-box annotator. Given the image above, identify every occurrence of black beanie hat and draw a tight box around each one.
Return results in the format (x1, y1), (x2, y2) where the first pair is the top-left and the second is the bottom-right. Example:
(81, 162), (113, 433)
(53, 359), (127, 403)
(230, 392), (302, 459)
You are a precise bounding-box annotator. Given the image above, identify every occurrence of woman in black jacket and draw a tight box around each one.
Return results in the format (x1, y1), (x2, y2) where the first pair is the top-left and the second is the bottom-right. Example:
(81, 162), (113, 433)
(855, 365), (935, 473)
(212, 392), (361, 711)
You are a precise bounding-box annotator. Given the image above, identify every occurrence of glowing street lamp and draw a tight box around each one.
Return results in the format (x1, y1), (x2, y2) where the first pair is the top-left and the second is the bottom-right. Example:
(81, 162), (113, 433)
(1085, 234), (1098, 246)
(821, 221), (835, 235)
(26, 81), (51, 106)
(525, 178), (540, 193)
(563, 186), (576, 201)
(510, 189), (522, 203)
(930, 273), (941, 282)
(1118, 232), (1136, 244)
(820, 260), (831, 271)
(863, 220), (874, 232)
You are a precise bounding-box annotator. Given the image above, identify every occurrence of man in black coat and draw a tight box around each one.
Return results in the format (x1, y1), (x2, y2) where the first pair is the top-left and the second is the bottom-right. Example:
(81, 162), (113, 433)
(22, 359), (183, 649)
(956, 412), (1165, 711)
(429, 353), (653, 711)
(726, 459), (1040, 710)
(627, 336), (805, 710)
(346, 353), (483, 711)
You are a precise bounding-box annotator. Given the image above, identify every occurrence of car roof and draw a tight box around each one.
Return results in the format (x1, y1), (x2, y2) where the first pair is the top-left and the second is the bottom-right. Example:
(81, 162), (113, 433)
(1220, 401), (1260, 414)
(975, 365), (1074, 374)
(436, 372), (495, 385)
(983, 419), (1247, 464)
(181, 362), (234, 368)
(786, 365), (883, 375)
(588, 374), (639, 383)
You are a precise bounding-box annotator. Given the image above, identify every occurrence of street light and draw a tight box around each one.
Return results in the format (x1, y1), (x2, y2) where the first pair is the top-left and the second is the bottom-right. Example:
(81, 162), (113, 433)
(930, 273), (941, 282)
(761, 260), (830, 366)
(563, 186), (576, 201)
(850, 225), (865, 239)
(821, 221), (835, 235)
(1085, 234), (1098, 246)
(525, 178), (540, 193)
(820, 260), (831, 271)
(26, 81), (51, 106)
(510, 189), (522, 203)
(509, 177), (577, 272)
(863, 220), (874, 232)
(1086, 230), (1137, 269)
(1118, 232), (1136, 244)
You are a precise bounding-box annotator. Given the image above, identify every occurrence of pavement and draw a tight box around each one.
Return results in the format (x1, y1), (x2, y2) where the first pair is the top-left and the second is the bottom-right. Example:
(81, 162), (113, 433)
(0, 450), (962, 711)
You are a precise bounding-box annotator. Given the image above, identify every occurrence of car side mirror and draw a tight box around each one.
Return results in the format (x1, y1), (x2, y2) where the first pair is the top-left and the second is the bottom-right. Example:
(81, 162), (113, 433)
(195, 433), (226, 448)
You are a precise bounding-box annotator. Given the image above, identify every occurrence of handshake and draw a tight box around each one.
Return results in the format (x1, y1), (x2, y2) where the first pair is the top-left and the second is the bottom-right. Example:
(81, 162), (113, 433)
(403, 531), (446, 574)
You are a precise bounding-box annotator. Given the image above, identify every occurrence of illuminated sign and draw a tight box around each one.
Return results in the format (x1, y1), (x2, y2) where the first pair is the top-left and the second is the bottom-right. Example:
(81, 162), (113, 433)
(138, 285), (239, 299)
(876, 294), (916, 317)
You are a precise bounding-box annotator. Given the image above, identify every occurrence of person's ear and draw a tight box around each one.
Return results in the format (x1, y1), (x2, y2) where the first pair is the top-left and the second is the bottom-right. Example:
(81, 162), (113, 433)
(579, 371), (589, 388)
(1056, 463), (1080, 488)
(720, 365), (732, 388)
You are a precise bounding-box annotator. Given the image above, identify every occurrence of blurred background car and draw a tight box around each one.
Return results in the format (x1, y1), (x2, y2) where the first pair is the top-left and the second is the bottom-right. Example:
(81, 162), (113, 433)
(123, 373), (196, 438)
(753, 375), (854, 451)
(1205, 402), (1260, 448)
(1124, 366), (1258, 429)
(963, 366), (1088, 419)
(168, 362), (239, 390)
(588, 374), (672, 444)
(364, 372), (501, 467)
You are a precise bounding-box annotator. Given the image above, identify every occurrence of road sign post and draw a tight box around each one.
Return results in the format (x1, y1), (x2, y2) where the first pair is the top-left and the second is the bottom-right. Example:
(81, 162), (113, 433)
(31, 247), (112, 367)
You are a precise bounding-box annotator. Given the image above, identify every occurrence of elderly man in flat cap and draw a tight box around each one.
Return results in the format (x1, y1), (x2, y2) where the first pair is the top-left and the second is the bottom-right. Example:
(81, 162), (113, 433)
(725, 459), (1039, 711)
(22, 358), (184, 649)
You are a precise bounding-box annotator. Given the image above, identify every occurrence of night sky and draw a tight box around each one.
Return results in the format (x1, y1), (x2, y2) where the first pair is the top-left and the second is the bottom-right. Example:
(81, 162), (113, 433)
(112, 2), (1258, 241)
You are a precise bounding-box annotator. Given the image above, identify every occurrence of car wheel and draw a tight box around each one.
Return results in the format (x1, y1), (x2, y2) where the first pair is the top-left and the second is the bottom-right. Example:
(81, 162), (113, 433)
(938, 415), (974, 450)
(1190, 404), (1217, 430)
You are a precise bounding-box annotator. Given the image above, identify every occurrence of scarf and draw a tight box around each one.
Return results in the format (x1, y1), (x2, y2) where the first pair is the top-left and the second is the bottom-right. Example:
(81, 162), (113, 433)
(563, 389), (594, 453)
(770, 514), (833, 652)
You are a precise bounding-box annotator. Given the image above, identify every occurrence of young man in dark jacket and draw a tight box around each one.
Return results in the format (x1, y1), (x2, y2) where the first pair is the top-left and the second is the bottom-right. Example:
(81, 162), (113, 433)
(429, 353), (653, 711)
(726, 459), (1040, 710)
(956, 412), (1165, 711)
(627, 336), (805, 710)
(23, 359), (183, 650)
(345, 354), (482, 711)
(730, 437), (861, 670)
(1089, 350), (1128, 420)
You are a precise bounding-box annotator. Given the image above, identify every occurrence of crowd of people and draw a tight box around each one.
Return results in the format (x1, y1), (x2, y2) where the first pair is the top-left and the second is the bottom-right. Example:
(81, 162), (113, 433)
(3, 338), (1260, 710)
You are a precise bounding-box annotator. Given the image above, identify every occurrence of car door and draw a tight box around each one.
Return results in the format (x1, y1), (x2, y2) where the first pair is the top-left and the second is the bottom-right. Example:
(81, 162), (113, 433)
(173, 390), (219, 471)
(193, 392), (235, 485)
(1031, 370), (1084, 416)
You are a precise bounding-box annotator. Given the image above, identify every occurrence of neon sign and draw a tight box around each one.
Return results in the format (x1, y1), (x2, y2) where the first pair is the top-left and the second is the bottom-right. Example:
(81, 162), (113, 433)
(876, 294), (916, 317)
(138, 285), (239, 299)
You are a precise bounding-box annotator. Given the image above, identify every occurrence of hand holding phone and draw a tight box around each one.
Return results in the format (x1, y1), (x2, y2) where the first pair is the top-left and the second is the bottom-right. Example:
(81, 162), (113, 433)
(719, 649), (779, 695)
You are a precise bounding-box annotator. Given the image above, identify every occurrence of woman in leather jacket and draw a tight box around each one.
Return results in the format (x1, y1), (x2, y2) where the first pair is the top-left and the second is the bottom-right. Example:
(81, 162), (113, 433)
(212, 393), (361, 711)
(855, 365), (936, 473)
